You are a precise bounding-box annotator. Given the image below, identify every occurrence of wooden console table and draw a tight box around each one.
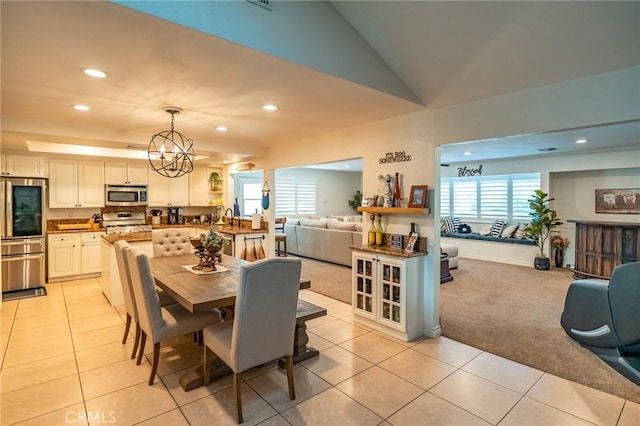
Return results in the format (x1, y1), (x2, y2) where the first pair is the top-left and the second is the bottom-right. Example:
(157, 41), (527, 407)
(569, 220), (640, 279)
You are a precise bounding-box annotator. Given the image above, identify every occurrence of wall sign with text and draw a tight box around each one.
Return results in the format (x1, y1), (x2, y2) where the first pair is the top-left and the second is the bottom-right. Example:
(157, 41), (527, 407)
(457, 165), (483, 177)
(379, 151), (412, 164)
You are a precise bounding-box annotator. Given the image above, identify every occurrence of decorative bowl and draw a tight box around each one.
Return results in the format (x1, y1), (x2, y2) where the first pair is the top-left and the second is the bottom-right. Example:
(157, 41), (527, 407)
(190, 237), (204, 250)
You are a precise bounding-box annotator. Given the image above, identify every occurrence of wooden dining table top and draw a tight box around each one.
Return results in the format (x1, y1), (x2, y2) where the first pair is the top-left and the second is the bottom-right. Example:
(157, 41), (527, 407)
(149, 254), (311, 313)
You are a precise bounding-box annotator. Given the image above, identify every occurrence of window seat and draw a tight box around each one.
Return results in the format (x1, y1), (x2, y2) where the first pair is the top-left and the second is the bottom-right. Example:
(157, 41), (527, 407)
(441, 232), (536, 245)
(441, 233), (538, 267)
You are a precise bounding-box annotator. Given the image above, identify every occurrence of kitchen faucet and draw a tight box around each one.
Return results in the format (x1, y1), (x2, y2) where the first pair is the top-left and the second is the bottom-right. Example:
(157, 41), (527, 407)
(225, 208), (234, 226)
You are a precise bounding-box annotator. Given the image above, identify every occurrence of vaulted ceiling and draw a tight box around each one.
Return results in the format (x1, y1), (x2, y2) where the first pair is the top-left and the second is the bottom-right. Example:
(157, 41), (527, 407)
(1, 1), (638, 165)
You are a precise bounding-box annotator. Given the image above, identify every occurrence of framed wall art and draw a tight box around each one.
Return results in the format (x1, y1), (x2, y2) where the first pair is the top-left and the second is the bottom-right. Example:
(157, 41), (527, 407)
(408, 185), (428, 208)
(595, 188), (640, 214)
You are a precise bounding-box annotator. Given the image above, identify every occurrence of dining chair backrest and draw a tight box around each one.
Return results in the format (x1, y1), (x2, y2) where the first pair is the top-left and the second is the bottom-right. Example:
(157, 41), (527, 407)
(125, 246), (164, 339)
(114, 240), (137, 321)
(231, 258), (302, 372)
(152, 228), (192, 257)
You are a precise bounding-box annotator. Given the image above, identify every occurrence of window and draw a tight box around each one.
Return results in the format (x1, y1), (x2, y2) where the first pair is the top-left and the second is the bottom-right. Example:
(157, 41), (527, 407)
(440, 173), (539, 221)
(275, 178), (316, 216)
(235, 174), (262, 216)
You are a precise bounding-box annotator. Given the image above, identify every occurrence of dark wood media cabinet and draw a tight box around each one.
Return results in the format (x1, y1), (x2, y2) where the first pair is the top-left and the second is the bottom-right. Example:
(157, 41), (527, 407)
(569, 220), (640, 279)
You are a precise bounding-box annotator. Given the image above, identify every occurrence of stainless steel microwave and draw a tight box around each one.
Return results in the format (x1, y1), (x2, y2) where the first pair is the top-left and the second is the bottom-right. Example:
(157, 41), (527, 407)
(105, 184), (148, 206)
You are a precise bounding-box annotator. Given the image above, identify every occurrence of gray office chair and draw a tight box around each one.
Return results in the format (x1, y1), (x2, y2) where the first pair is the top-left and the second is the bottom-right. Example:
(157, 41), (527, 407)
(560, 261), (640, 385)
(125, 246), (222, 385)
(202, 257), (302, 423)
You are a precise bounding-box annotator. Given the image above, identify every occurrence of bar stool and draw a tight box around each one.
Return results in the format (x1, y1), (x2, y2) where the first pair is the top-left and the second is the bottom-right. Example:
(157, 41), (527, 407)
(275, 217), (287, 257)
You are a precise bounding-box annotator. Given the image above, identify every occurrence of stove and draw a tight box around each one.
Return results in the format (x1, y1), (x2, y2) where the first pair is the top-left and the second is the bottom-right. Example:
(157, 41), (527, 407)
(102, 211), (152, 235)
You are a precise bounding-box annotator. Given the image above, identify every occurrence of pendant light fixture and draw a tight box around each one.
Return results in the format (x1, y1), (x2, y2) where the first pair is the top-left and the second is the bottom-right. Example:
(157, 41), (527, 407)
(148, 107), (195, 178)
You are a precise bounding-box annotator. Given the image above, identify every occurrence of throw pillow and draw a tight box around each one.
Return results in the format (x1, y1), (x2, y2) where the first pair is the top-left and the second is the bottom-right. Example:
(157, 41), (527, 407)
(442, 217), (457, 233)
(285, 217), (300, 226)
(490, 220), (506, 237)
(299, 218), (328, 228)
(479, 224), (492, 236)
(451, 217), (462, 232)
(513, 223), (527, 239)
(327, 218), (357, 231)
(501, 224), (518, 238)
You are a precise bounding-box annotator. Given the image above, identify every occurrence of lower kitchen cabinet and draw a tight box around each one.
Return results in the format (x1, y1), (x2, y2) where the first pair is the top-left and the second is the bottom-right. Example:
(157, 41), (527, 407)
(99, 239), (153, 306)
(352, 250), (423, 341)
(48, 232), (105, 282)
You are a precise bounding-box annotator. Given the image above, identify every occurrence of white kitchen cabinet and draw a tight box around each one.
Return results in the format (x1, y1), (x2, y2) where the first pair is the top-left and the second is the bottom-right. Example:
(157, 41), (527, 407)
(148, 170), (189, 206)
(352, 250), (423, 341)
(49, 159), (104, 208)
(1, 154), (46, 177)
(48, 231), (105, 281)
(105, 162), (148, 185)
(188, 167), (215, 206)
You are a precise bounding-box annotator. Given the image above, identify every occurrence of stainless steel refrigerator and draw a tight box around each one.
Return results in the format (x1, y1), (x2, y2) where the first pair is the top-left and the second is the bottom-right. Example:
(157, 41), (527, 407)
(1, 177), (46, 295)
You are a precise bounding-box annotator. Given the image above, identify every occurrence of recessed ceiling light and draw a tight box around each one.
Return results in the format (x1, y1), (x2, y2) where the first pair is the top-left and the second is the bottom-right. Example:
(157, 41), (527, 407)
(216, 126), (228, 132)
(576, 139), (587, 144)
(223, 160), (230, 164)
(463, 151), (472, 156)
(345, 164), (350, 168)
(72, 104), (90, 111)
(262, 104), (279, 111)
(83, 68), (107, 78)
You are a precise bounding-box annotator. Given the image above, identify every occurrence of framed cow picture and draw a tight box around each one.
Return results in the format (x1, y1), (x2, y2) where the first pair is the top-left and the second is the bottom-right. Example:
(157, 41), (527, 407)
(595, 188), (640, 214)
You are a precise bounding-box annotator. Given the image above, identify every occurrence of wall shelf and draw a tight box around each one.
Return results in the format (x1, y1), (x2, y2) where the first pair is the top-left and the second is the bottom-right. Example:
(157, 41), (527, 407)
(357, 206), (430, 215)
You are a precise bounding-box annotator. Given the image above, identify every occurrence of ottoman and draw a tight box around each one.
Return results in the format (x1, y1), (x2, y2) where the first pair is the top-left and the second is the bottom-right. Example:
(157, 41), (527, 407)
(440, 242), (459, 269)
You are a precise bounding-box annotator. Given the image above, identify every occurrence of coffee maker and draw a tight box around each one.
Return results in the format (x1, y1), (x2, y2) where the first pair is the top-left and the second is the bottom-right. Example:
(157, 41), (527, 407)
(167, 207), (184, 224)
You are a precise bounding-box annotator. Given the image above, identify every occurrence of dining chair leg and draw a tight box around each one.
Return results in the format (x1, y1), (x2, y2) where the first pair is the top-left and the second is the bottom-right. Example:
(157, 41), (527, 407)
(234, 372), (243, 423)
(131, 324), (141, 359)
(136, 331), (147, 365)
(149, 342), (160, 385)
(286, 355), (295, 400)
(203, 347), (211, 386)
(122, 314), (132, 344)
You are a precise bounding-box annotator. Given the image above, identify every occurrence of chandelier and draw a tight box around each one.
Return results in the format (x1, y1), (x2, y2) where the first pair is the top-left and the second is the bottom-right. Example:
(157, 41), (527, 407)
(148, 107), (195, 178)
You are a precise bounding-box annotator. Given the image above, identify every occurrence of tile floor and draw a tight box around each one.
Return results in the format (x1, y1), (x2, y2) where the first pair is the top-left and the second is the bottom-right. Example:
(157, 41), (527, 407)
(1, 278), (639, 425)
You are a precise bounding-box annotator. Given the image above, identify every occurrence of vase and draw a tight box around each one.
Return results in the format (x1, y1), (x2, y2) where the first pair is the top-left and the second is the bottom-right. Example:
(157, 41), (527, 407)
(554, 248), (564, 268)
(534, 256), (550, 270)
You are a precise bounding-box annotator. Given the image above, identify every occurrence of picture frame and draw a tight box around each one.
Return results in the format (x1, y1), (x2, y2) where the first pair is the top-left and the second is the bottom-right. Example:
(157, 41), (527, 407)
(595, 188), (640, 214)
(408, 185), (428, 208)
(404, 232), (419, 253)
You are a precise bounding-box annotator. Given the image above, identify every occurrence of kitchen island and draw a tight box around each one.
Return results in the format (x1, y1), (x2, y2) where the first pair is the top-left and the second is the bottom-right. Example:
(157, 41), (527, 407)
(99, 221), (274, 307)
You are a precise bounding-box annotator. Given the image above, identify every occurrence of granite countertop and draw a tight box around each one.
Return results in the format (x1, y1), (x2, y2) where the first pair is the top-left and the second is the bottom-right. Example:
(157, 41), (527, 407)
(102, 232), (152, 244)
(350, 244), (427, 258)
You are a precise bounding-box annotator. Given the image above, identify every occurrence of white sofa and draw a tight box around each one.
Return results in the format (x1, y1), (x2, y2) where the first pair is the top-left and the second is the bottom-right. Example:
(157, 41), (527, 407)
(283, 217), (362, 267)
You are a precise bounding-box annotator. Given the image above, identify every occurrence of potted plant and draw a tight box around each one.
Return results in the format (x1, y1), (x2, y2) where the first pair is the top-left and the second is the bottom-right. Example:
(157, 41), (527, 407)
(550, 234), (570, 268)
(524, 189), (563, 270)
(209, 171), (221, 192)
(348, 190), (363, 212)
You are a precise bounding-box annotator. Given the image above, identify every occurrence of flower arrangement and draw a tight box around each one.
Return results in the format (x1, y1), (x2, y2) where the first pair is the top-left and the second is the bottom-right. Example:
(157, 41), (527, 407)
(550, 234), (570, 249)
(201, 228), (228, 249)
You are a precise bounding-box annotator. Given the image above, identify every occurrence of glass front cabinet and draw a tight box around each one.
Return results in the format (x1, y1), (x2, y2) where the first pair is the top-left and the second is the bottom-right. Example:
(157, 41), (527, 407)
(352, 251), (423, 341)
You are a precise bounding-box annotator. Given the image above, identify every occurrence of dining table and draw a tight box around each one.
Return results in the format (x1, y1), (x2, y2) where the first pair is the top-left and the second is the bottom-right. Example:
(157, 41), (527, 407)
(149, 253), (325, 391)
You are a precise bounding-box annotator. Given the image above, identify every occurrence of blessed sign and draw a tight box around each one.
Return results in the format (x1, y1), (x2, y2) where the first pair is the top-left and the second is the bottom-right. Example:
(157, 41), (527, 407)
(457, 165), (483, 177)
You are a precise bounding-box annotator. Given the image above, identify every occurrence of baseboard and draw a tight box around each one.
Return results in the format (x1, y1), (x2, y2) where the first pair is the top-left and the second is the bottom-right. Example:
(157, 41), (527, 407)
(423, 324), (442, 339)
(460, 255), (533, 268)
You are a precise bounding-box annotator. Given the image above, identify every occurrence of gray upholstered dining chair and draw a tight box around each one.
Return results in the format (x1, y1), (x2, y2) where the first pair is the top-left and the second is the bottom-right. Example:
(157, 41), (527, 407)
(125, 245), (222, 385)
(202, 257), (302, 423)
(152, 228), (192, 257)
(114, 240), (176, 359)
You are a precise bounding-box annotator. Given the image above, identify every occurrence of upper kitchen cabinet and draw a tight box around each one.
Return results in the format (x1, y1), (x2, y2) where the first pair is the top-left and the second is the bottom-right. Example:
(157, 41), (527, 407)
(1, 154), (46, 178)
(104, 162), (148, 185)
(188, 167), (219, 206)
(147, 170), (189, 206)
(49, 159), (105, 208)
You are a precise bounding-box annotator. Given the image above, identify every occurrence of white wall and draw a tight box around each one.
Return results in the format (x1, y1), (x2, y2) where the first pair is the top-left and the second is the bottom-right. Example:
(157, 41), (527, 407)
(261, 67), (639, 339)
(440, 148), (640, 266)
(275, 168), (362, 217)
